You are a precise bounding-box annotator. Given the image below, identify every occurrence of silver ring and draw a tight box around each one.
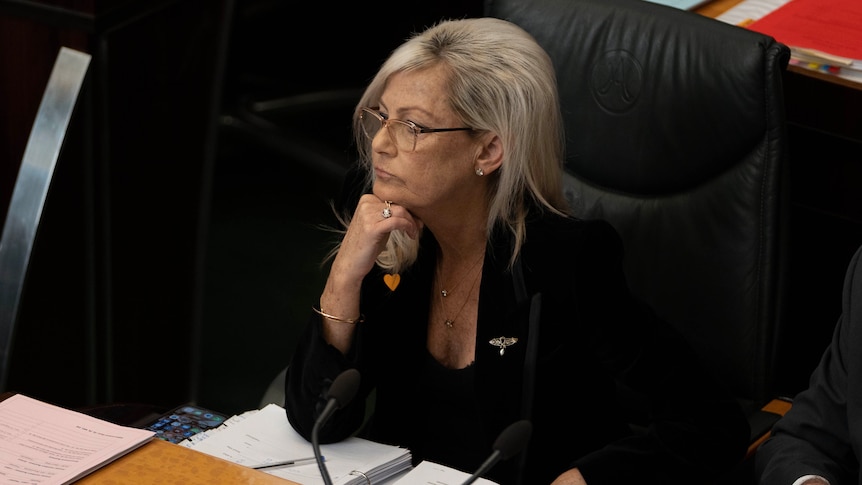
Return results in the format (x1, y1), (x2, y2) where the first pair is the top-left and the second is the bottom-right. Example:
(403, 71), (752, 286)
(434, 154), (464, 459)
(382, 200), (392, 219)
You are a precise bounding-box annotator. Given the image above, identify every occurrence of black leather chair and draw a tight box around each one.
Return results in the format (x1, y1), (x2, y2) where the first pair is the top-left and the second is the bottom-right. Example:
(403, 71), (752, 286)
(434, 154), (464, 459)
(486, 0), (791, 479)
(261, 2), (790, 479)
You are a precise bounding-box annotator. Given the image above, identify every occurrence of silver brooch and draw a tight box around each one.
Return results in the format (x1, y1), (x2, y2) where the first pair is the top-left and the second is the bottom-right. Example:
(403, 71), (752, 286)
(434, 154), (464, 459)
(489, 336), (518, 356)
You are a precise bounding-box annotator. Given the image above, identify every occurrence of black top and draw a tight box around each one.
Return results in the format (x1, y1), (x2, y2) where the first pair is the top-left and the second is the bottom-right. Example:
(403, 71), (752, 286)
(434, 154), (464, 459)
(417, 351), (486, 474)
(284, 210), (749, 484)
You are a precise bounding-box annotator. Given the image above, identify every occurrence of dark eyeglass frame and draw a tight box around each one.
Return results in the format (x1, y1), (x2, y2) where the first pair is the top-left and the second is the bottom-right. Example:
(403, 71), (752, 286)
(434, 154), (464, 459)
(359, 107), (473, 152)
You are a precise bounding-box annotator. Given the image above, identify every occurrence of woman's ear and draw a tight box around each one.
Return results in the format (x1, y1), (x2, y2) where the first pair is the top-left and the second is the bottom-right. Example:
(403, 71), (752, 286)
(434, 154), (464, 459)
(474, 133), (503, 176)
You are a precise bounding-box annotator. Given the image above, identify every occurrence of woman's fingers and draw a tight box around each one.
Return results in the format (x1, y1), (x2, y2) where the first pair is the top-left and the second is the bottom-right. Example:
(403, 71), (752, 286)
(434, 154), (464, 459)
(332, 196), (418, 282)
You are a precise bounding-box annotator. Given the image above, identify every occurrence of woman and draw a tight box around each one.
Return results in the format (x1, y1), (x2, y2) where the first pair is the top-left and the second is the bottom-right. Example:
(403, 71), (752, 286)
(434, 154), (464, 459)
(284, 17), (748, 484)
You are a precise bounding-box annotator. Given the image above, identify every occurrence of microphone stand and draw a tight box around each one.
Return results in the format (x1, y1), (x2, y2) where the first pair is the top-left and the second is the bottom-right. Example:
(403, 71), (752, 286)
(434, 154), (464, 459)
(311, 410), (333, 485)
(462, 449), (503, 485)
(310, 368), (361, 485)
(462, 420), (532, 485)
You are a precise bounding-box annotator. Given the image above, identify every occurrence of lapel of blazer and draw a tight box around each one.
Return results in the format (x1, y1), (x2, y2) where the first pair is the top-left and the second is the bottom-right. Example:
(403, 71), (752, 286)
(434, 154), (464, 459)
(474, 228), (535, 426)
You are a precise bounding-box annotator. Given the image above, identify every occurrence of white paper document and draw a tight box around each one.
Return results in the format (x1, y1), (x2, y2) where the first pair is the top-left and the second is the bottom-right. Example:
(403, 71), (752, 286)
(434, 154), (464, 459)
(714, 0), (791, 26)
(0, 393), (154, 484)
(186, 403), (411, 485)
(392, 460), (499, 484)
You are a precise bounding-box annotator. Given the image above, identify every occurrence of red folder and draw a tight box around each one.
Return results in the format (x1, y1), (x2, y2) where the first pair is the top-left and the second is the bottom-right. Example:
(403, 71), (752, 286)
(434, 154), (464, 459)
(747, 0), (862, 61)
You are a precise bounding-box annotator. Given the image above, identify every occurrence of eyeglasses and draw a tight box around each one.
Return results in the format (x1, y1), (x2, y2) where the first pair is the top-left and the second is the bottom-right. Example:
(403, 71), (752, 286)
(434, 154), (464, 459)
(359, 107), (473, 152)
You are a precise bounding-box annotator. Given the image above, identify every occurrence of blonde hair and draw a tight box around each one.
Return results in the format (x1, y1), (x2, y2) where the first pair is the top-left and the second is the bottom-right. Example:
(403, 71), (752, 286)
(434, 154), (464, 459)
(349, 17), (570, 273)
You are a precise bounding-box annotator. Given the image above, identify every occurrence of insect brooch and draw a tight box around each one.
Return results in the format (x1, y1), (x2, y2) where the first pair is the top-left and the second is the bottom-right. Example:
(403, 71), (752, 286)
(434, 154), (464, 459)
(489, 336), (518, 356)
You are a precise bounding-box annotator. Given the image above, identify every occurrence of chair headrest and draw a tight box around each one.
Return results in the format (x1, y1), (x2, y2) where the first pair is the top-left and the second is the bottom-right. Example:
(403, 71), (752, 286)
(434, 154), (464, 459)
(487, 0), (789, 195)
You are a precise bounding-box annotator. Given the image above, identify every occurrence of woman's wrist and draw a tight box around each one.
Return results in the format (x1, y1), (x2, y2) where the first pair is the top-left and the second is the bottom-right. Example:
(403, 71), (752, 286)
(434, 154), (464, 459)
(312, 305), (364, 325)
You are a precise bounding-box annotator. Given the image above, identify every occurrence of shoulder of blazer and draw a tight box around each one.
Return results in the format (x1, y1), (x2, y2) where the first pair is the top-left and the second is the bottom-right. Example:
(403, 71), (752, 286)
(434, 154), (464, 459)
(511, 214), (625, 300)
(523, 213), (623, 263)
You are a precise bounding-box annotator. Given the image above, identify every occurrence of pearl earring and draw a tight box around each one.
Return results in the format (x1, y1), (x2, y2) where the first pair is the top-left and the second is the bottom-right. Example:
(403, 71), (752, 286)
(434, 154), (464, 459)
(475, 168), (484, 176)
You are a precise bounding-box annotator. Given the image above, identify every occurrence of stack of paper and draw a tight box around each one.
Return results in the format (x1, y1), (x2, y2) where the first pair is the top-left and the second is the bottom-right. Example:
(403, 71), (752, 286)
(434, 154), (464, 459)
(0, 393), (154, 485)
(391, 460), (499, 484)
(183, 403), (412, 485)
(715, 0), (791, 26)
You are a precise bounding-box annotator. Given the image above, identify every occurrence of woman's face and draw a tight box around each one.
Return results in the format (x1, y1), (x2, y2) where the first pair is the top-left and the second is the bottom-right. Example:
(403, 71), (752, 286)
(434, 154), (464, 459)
(370, 64), (487, 219)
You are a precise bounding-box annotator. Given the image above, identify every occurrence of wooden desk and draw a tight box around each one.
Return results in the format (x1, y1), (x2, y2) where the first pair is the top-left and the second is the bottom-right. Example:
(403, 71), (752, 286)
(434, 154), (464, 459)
(76, 439), (299, 485)
(695, 0), (743, 18)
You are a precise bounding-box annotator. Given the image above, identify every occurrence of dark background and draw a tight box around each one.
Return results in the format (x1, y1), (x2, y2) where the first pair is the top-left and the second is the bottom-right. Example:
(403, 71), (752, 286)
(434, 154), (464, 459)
(0, 0), (483, 416)
(0, 0), (860, 419)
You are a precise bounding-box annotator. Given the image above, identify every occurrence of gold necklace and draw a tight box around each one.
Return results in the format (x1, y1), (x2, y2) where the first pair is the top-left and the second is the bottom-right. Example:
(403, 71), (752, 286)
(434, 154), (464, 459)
(438, 254), (484, 298)
(436, 256), (484, 328)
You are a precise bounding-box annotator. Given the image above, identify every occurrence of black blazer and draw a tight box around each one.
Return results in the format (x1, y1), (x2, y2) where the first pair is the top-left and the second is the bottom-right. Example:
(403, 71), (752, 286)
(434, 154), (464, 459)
(757, 245), (862, 485)
(285, 211), (748, 484)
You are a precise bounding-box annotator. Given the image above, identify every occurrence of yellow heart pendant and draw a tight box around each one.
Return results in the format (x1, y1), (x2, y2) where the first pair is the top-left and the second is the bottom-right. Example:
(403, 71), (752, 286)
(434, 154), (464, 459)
(383, 273), (401, 291)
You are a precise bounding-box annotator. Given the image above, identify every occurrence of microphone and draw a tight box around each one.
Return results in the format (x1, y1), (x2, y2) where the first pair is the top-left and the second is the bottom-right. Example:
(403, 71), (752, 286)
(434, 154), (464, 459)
(462, 419), (533, 485)
(311, 368), (361, 485)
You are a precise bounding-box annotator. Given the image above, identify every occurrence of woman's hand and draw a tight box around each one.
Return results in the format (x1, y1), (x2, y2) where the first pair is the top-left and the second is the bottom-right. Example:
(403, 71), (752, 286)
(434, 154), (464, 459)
(318, 195), (420, 353)
(551, 468), (587, 485)
(331, 195), (420, 285)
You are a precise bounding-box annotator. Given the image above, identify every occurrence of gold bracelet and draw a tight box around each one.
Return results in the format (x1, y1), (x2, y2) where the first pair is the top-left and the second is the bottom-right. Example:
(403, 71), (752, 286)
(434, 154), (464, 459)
(312, 305), (364, 324)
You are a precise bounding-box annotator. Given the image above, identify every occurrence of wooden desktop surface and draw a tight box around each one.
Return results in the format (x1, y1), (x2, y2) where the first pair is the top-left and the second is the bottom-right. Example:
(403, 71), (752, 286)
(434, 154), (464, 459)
(695, 0), (744, 17)
(75, 439), (299, 485)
